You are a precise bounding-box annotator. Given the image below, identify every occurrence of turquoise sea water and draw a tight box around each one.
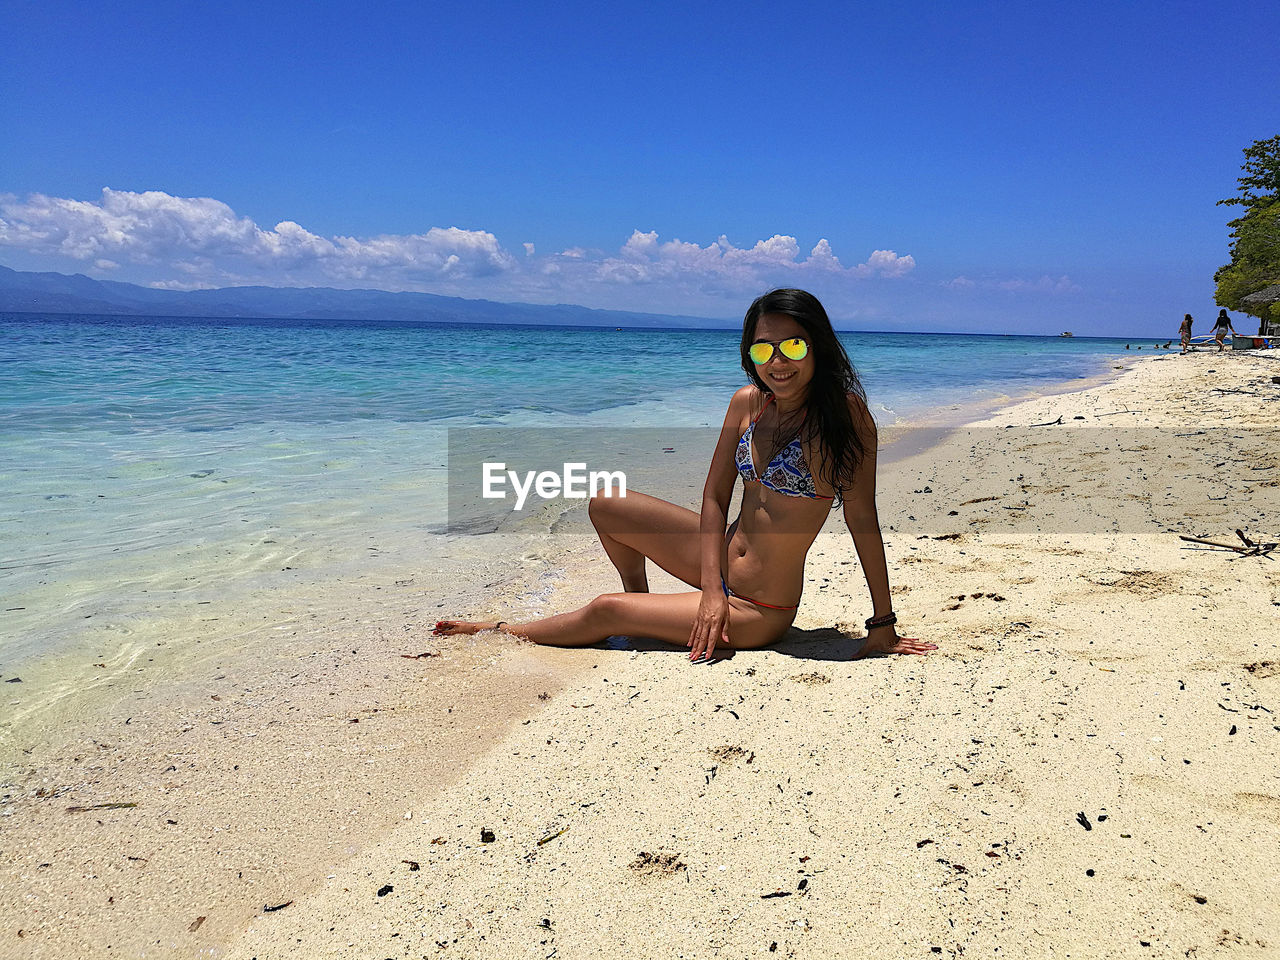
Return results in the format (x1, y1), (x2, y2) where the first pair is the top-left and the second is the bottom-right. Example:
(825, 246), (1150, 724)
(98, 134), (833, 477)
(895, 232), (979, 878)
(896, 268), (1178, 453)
(3, 313), (1142, 432)
(0, 312), (1141, 685)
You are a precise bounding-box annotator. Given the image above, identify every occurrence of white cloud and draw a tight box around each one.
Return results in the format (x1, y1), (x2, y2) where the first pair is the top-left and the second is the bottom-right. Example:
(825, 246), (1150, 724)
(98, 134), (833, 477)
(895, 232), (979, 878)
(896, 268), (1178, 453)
(806, 239), (842, 270)
(855, 249), (916, 278)
(996, 274), (1079, 294)
(945, 273), (1080, 295)
(148, 278), (219, 290)
(0, 190), (260, 262)
(0, 188), (516, 285)
(0, 189), (917, 309)
(583, 230), (913, 290)
(620, 230), (659, 260)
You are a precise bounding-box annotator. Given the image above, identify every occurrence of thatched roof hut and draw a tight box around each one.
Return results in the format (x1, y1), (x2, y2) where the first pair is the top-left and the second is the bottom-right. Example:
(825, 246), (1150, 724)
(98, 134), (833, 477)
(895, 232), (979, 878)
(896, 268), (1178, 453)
(1240, 284), (1280, 335)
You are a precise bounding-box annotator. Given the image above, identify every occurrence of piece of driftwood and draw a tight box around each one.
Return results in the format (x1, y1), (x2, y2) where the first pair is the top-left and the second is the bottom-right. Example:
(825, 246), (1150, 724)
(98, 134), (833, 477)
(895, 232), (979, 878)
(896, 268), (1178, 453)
(66, 802), (137, 813)
(1180, 534), (1277, 558)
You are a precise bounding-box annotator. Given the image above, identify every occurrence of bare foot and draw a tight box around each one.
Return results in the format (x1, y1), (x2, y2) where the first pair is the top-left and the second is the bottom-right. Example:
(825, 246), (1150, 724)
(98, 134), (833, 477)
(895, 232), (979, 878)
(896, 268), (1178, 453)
(433, 620), (502, 637)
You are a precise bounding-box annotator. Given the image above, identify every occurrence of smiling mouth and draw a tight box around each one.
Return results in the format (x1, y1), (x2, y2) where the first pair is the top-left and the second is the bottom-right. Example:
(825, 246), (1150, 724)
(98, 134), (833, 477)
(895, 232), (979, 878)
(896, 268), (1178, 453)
(770, 370), (796, 383)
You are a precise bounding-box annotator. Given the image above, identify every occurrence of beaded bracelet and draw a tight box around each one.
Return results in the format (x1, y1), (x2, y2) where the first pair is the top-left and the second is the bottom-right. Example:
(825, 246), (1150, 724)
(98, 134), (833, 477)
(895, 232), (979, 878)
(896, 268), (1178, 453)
(865, 611), (897, 630)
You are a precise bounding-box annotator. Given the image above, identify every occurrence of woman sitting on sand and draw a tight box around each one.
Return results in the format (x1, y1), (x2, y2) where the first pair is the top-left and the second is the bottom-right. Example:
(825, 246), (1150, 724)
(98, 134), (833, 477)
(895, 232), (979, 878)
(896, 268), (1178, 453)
(434, 288), (934, 663)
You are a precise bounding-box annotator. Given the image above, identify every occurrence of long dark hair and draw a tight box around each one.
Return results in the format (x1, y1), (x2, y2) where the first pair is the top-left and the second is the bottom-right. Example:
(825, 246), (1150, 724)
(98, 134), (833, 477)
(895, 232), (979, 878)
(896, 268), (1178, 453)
(739, 289), (868, 500)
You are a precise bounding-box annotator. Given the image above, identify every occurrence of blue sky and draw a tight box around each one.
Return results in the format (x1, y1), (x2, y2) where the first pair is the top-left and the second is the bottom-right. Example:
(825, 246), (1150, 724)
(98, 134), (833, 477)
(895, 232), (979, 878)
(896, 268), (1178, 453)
(3, 0), (1278, 334)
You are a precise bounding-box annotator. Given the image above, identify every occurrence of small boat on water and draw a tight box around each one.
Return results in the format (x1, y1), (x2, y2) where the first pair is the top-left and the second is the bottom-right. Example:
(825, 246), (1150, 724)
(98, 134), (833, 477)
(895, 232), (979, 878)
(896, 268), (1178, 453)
(1059, 331), (1074, 337)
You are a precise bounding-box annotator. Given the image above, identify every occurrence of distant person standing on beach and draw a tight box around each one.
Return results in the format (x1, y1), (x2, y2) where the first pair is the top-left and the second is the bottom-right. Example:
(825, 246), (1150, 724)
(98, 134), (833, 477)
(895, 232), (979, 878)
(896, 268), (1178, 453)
(1213, 310), (1236, 352)
(1180, 314), (1193, 354)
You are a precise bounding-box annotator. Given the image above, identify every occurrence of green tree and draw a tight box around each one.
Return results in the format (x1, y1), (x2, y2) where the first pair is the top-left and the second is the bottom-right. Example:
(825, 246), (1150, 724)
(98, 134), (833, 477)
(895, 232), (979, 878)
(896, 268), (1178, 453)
(1214, 201), (1279, 310)
(1217, 135), (1280, 211)
(1215, 137), (1280, 331)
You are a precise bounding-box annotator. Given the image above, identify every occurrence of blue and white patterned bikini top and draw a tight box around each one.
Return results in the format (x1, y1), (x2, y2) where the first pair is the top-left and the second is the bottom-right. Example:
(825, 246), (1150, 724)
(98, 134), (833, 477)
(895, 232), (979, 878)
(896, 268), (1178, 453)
(735, 394), (833, 500)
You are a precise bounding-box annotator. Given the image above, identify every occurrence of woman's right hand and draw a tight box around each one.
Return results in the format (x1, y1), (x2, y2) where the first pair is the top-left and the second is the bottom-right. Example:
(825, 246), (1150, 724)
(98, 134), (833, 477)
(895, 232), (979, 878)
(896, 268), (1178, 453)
(688, 590), (731, 663)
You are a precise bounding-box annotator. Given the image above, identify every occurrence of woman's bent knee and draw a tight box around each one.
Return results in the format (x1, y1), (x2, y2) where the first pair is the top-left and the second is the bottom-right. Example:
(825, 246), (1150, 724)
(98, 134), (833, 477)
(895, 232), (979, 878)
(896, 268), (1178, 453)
(588, 486), (632, 519)
(585, 593), (629, 626)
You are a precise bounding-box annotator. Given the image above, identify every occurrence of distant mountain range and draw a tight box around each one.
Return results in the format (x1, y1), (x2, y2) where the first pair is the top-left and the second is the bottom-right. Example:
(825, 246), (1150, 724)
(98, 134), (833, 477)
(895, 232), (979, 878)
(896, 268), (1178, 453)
(0, 264), (726, 328)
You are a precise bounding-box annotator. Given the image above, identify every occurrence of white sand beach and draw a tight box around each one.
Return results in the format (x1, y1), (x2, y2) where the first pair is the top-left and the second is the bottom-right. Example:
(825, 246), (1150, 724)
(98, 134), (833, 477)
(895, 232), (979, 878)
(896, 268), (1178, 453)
(3, 351), (1278, 959)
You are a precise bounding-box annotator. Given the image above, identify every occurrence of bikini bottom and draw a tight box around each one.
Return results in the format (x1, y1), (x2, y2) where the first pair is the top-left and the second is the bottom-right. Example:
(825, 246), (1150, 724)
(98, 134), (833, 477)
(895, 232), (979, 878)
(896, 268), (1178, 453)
(721, 576), (799, 612)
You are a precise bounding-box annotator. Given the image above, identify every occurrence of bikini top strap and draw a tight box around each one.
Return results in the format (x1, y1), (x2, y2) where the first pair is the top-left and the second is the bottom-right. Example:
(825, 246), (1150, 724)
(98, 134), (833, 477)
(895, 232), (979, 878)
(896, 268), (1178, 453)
(754, 392), (809, 428)
(750, 393), (774, 426)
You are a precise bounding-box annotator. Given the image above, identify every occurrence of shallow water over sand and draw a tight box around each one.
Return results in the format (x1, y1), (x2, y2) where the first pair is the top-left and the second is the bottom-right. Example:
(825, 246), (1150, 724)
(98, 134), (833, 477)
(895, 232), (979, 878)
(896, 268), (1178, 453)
(0, 312), (1135, 746)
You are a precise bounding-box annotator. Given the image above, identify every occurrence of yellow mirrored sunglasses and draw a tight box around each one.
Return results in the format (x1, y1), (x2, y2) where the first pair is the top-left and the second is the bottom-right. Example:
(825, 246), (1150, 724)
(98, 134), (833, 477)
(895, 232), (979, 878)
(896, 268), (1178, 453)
(748, 337), (809, 365)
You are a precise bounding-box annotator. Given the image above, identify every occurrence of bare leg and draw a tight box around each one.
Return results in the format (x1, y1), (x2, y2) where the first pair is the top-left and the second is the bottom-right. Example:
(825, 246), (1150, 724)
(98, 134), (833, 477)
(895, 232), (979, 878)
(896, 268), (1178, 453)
(588, 490), (703, 592)
(434, 591), (789, 653)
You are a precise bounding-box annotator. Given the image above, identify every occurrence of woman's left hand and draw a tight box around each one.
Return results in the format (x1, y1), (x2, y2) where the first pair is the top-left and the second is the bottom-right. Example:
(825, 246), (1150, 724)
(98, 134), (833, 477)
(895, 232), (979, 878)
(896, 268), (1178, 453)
(688, 590), (731, 664)
(857, 624), (936, 659)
